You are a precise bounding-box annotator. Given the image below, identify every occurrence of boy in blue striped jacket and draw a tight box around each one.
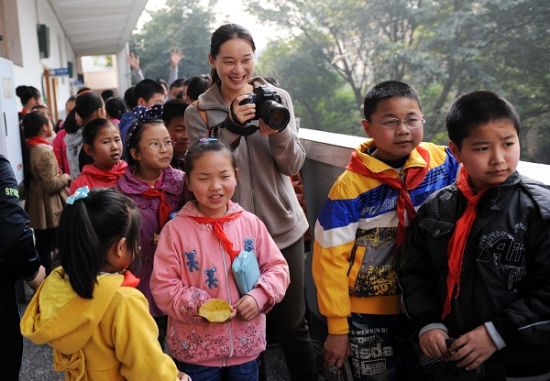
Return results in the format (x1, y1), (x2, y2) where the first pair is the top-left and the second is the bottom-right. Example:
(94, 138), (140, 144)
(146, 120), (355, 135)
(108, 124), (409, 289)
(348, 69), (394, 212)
(313, 80), (459, 380)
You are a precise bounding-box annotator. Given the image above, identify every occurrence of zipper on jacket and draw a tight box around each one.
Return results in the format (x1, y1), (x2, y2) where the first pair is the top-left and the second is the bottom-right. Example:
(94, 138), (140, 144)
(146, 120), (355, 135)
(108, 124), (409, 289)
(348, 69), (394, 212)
(219, 238), (234, 361)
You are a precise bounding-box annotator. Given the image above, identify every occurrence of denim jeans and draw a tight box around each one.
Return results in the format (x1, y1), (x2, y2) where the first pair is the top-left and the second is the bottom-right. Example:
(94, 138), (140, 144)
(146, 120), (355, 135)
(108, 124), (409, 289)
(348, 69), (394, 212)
(176, 359), (259, 381)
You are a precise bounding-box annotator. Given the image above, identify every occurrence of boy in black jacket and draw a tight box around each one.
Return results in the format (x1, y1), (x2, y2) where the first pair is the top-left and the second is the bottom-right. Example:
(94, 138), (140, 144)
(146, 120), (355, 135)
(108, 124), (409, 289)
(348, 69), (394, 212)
(398, 91), (550, 380)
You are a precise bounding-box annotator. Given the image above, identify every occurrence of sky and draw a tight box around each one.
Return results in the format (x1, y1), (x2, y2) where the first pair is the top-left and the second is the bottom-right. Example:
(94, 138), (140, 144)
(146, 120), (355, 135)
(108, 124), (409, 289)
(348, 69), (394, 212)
(138, 0), (282, 52)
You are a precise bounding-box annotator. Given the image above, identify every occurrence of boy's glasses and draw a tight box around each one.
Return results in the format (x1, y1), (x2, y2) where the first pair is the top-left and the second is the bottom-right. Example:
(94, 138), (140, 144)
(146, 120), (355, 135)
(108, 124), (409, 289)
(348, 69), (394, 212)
(146, 140), (175, 151)
(373, 117), (425, 129)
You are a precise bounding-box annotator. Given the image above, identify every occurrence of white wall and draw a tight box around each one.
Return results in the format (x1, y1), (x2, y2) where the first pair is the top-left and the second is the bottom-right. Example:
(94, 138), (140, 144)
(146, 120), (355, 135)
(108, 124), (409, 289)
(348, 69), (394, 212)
(13, 0), (77, 117)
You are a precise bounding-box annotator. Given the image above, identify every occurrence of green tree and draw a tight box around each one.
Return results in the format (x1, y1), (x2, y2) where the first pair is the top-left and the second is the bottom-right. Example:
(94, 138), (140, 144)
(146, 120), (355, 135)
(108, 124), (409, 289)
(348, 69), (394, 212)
(248, 0), (550, 162)
(130, 0), (216, 82)
(257, 39), (360, 135)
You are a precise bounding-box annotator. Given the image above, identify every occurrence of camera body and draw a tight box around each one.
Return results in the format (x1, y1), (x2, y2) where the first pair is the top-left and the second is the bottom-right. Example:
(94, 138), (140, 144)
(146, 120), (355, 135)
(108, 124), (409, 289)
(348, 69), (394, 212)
(239, 85), (291, 131)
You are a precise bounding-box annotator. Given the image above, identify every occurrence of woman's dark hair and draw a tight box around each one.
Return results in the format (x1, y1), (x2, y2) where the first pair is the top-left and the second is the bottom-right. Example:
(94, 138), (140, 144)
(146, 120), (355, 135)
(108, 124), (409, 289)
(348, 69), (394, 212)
(63, 109), (79, 134)
(58, 188), (140, 298)
(75, 92), (104, 124)
(105, 96), (127, 120)
(210, 24), (256, 87)
(183, 138), (236, 175)
(22, 112), (48, 138)
(124, 86), (137, 109)
(16, 85), (41, 106)
(187, 75), (211, 102)
(125, 119), (164, 166)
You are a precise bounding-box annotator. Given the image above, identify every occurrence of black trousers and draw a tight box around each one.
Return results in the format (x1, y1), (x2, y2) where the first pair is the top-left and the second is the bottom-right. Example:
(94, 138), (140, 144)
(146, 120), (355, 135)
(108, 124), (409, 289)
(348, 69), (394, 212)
(34, 228), (57, 274)
(263, 237), (318, 381)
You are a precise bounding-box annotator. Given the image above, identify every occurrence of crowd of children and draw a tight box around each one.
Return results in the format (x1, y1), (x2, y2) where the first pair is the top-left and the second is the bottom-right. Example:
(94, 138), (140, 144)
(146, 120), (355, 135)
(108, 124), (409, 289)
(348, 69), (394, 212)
(5, 21), (549, 381)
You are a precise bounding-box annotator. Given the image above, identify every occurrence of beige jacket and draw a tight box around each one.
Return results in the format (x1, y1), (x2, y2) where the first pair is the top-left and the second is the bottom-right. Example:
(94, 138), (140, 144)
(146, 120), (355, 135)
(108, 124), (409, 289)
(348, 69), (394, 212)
(25, 143), (68, 229)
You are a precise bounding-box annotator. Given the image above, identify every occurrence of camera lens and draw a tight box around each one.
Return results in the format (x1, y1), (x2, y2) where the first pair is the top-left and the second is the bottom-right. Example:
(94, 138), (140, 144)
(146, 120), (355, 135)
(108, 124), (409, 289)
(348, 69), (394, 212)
(260, 101), (290, 130)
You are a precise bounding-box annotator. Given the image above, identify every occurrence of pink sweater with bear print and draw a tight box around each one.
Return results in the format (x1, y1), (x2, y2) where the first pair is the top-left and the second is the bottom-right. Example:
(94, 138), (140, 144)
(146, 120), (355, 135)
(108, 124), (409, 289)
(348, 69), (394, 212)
(150, 200), (290, 367)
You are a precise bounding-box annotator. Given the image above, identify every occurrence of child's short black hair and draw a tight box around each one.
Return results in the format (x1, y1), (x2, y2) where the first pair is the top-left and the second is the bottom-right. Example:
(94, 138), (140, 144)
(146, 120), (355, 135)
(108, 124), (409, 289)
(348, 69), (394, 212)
(170, 78), (185, 89)
(124, 86), (136, 109)
(134, 79), (165, 102)
(446, 90), (520, 149)
(363, 80), (421, 120)
(163, 99), (188, 124)
(22, 112), (49, 138)
(187, 75), (211, 102)
(105, 96), (128, 120)
(101, 89), (115, 102)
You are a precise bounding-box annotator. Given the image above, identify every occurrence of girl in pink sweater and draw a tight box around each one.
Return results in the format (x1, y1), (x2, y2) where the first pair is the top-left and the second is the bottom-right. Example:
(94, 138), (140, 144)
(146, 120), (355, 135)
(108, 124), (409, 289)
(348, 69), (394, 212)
(150, 138), (290, 381)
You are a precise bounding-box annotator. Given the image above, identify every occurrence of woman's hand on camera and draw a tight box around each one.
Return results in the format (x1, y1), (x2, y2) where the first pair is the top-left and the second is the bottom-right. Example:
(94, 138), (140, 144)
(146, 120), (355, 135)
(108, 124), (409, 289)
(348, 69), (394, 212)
(258, 119), (280, 136)
(230, 94), (256, 125)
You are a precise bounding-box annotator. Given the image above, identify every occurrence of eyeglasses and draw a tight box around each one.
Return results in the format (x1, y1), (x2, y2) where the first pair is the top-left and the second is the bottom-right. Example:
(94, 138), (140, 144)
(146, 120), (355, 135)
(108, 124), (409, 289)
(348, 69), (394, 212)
(372, 116), (425, 129)
(146, 140), (175, 151)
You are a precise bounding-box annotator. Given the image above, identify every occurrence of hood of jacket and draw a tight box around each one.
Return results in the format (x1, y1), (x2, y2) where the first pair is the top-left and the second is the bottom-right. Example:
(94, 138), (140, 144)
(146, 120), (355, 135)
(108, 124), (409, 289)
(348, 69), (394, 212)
(20, 267), (127, 354)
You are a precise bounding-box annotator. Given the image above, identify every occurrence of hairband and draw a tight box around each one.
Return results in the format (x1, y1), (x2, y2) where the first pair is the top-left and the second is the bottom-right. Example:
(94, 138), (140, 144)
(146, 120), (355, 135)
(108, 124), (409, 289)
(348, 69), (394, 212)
(126, 104), (164, 145)
(199, 137), (219, 145)
(66, 186), (89, 205)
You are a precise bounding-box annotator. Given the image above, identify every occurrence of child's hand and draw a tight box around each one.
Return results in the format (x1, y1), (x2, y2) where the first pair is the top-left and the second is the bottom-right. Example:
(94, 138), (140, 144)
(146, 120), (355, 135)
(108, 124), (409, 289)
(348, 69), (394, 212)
(324, 334), (350, 368)
(419, 328), (449, 358)
(233, 295), (259, 321)
(448, 325), (497, 370)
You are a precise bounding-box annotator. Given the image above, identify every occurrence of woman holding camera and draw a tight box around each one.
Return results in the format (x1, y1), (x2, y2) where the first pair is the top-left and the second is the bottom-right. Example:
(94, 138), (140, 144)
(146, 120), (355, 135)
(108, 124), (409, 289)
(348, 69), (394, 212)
(184, 23), (317, 381)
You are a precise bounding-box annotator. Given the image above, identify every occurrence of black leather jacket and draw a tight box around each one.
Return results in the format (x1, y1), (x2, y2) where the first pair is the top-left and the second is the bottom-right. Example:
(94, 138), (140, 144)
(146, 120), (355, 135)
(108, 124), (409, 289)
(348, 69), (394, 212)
(398, 171), (550, 376)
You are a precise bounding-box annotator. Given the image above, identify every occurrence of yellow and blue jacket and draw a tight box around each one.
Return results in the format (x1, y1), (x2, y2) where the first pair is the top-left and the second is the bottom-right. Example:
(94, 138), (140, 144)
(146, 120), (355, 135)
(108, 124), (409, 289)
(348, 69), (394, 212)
(312, 140), (459, 335)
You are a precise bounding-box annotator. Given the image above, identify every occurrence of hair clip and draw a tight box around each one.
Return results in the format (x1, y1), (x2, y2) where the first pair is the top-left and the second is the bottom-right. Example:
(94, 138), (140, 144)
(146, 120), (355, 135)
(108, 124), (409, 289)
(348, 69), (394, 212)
(66, 186), (90, 205)
(199, 137), (219, 144)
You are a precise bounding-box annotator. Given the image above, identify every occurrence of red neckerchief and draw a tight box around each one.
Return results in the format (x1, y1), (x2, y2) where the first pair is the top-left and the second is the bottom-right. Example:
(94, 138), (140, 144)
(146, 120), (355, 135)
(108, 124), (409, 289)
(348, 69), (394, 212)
(442, 167), (488, 319)
(26, 136), (50, 146)
(81, 161), (128, 182)
(190, 211), (243, 261)
(143, 188), (172, 228)
(121, 270), (140, 288)
(346, 145), (430, 247)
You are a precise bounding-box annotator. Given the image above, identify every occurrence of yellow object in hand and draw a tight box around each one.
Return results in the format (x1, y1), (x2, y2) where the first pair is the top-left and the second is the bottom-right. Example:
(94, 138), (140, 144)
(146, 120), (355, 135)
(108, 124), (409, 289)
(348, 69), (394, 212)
(199, 299), (233, 322)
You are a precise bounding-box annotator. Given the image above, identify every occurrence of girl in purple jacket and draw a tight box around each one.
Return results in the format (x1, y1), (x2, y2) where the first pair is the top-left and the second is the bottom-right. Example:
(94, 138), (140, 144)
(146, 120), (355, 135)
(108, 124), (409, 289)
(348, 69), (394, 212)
(150, 139), (290, 381)
(117, 105), (190, 348)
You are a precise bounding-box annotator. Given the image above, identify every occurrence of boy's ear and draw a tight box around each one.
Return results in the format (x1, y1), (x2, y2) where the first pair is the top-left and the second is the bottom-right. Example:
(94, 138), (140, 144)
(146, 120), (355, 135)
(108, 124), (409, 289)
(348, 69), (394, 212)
(448, 140), (462, 163)
(362, 119), (373, 138)
(136, 97), (147, 107)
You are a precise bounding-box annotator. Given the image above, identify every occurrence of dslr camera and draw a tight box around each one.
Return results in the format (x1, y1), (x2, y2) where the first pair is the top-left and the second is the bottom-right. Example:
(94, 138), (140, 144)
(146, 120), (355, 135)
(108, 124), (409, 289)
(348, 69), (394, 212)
(239, 85), (291, 131)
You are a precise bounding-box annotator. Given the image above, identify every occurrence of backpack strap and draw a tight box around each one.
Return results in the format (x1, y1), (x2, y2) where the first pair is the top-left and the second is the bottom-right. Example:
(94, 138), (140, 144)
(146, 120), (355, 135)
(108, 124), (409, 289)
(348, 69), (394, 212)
(192, 100), (217, 137)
